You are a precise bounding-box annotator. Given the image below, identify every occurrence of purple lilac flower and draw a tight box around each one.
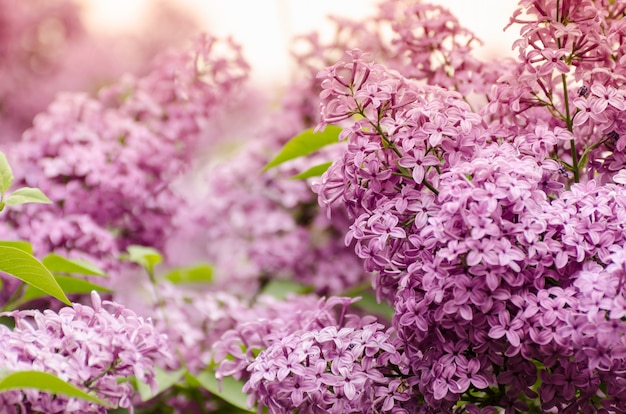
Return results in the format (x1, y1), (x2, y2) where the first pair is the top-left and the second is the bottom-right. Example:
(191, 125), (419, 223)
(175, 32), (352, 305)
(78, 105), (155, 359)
(172, 81), (367, 296)
(244, 322), (413, 413)
(0, 34), (249, 272)
(0, 292), (173, 413)
(313, 0), (626, 408)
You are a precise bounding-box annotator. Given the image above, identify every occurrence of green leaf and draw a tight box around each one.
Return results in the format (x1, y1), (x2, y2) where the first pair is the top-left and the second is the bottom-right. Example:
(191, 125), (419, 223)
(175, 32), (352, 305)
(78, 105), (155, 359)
(260, 279), (311, 300)
(0, 246), (70, 305)
(290, 161), (333, 180)
(186, 370), (253, 412)
(262, 126), (342, 171)
(125, 245), (162, 274)
(4, 187), (52, 206)
(17, 276), (112, 305)
(0, 152), (13, 195)
(0, 241), (32, 255)
(137, 367), (186, 401)
(42, 254), (106, 277)
(0, 371), (109, 407)
(352, 293), (395, 321)
(166, 264), (214, 284)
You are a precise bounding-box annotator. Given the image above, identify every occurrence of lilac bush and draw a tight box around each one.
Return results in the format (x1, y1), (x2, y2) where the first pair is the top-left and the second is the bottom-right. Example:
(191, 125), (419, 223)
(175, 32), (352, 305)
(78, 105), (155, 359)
(311, 0), (626, 412)
(3, 0), (626, 413)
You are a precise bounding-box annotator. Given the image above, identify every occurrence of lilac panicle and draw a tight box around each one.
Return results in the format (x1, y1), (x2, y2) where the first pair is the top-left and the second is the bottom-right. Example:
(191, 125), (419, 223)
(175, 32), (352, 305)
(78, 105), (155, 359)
(313, 0), (626, 409)
(0, 34), (249, 273)
(0, 292), (173, 413)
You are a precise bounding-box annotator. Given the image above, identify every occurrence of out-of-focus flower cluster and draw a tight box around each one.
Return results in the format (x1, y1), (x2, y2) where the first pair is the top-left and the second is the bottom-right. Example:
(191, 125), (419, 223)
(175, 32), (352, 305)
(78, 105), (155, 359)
(175, 86), (367, 295)
(0, 34), (249, 273)
(0, 0), (201, 145)
(0, 292), (172, 413)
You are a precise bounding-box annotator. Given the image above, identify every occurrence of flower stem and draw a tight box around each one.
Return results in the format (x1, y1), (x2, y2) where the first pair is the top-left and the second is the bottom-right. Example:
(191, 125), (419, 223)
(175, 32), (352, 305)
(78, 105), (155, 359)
(561, 73), (579, 183)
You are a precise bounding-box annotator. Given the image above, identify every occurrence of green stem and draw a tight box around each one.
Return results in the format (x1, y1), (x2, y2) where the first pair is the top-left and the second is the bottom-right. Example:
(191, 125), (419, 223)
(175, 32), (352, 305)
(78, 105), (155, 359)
(2, 282), (25, 311)
(561, 73), (579, 183)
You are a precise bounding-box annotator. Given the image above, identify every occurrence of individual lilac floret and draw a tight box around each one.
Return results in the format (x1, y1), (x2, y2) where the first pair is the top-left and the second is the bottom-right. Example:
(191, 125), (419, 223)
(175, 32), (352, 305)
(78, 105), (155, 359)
(0, 292), (173, 413)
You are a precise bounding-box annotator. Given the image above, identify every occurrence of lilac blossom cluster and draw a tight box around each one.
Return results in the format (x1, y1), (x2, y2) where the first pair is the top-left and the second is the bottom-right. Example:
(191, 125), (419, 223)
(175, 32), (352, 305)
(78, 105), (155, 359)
(213, 295), (353, 383)
(174, 82), (367, 295)
(214, 295), (422, 413)
(244, 322), (413, 413)
(0, 0), (201, 145)
(0, 34), (249, 271)
(0, 292), (173, 413)
(310, 0), (626, 412)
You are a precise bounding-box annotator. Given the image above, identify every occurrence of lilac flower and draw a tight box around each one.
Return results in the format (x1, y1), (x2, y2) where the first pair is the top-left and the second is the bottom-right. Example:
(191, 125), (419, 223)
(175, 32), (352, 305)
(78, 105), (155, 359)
(2, 34), (249, 273)
(0, 292), (173, 412)
(312, 1), (626, 409)
(244, 322), (413, 413)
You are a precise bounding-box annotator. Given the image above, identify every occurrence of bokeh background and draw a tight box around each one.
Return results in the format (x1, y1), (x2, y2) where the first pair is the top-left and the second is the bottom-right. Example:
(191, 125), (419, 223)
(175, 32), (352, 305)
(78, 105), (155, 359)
(78, 0), (519, 90)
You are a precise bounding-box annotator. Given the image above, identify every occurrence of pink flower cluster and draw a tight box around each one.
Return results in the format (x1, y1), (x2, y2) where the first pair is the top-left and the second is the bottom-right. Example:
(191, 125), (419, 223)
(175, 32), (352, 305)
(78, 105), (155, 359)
(214, 295), (420, 413)
(0, 0), (201, 144)
(244, 322), (412, 413)
(0, 292), (173, 413)
(0, 34), (249, 270)
(310, 0), (626, 411)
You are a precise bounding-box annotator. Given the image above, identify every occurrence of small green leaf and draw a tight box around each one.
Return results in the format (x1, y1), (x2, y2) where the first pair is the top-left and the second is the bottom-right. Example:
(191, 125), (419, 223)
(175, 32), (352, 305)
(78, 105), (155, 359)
(262, 126), (342, 171)
(290, 161), (333, 180)
(260, 279), (312, 300)
(0, 371), (109, 407)
(352, 293), (395, 321)
(0, 246), (70, 305)
(0, 241), (32, 255)
(17, 276), (112, 305)
(166, 264), (214, 284)
(0, 152), (14, 195)
(4, 187), (52, 206)
(42, 254), (106, 277)
(137, 367), (186, 401)
(186, 370), (253, 412)
(125, 245), (162, 274)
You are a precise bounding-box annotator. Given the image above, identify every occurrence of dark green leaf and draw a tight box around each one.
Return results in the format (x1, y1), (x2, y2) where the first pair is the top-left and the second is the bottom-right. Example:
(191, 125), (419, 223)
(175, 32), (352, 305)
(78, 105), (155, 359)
(0, 246), (70, 305)
(166, 264), (214, 284)
(0, 371), (109, 407)
(290, 161), (333, 180)
(0, 241), (32, 255)
(42, 254), (106, 277)
(5, 187), (52, 206)
(186, 370), (253, 412)
(262, 126), (342, 171)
